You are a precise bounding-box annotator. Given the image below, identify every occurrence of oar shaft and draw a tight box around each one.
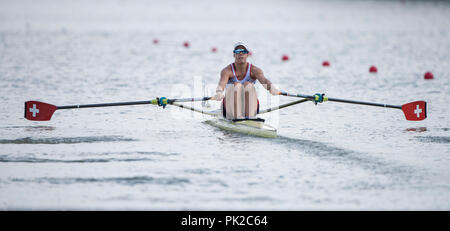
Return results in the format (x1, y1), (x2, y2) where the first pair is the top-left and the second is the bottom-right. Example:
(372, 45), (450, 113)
(57, 100), (153, 110)
(56, 97), (212, 110)
(326, 97), (401, 109)
(258, 99), (309, 114)
(280, 92), (401, 109)
(171, 102), (218, 116)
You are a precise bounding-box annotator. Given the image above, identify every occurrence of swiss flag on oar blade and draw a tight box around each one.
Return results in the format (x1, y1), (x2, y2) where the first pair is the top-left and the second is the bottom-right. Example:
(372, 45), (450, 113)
(401, 101), (427, 121)
(24, 101), (57, 121)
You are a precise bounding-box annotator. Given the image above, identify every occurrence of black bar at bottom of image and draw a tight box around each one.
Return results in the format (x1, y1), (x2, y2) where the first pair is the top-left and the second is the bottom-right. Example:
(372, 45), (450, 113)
(1, 211), (448, 230)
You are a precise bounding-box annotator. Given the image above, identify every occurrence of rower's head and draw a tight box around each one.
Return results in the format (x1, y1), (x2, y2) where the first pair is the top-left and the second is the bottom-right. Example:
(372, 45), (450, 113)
(233, 42), (249, 64)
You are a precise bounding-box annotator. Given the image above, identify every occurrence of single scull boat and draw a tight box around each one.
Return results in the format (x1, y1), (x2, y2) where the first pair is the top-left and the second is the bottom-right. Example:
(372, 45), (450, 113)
(24, 92), (427, 138)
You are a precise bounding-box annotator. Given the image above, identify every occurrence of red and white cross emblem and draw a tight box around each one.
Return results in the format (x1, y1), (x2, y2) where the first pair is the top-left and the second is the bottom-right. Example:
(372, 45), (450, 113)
(414, 104), (422, 118)
(29, 104), (39, 117)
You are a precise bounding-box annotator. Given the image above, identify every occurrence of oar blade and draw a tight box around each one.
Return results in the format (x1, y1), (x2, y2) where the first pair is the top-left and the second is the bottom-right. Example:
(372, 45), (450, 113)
(401, 101), (427, 121)
(24, 101), (58, 121)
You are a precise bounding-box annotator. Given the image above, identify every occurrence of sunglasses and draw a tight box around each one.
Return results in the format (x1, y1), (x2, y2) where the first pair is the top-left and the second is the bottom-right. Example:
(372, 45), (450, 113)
(233, 49), (249, 54)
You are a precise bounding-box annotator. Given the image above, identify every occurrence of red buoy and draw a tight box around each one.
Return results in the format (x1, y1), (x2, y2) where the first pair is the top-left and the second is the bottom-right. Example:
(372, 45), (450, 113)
(282, 55), (289, 61)
(424, 72), (434, 80)
(211, 47), (217, 53)
(183, 41), (190, 48)
(322, 61), (330, 67)
(369, 66), (378, 73)
(153, 39), (159, 44)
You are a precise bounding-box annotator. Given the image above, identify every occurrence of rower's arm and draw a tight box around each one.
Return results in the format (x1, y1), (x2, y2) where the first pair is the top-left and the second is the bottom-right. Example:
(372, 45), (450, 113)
(253, 67), (280, 95)
(211, 68), (230, 101)
(217, 68), (229, 92)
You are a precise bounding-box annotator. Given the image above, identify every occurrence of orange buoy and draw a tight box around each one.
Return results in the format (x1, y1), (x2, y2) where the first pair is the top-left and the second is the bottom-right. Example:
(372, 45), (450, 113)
(322, 61), (330, 67)
(369, 66), (378, 73)
(282, 55), (289, 61)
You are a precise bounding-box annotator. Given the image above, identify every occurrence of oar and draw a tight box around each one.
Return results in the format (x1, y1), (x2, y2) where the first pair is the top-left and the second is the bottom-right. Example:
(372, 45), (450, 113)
(258, 98), (309, 114)
(24, 97), (211, 121)
(279, 92), (427, 121)
(171, 102), (219, 116)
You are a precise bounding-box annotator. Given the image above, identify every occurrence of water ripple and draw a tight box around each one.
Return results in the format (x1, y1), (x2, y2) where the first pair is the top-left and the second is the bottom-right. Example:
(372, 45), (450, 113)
(415, 136), (450, 144)
(10, 176), (190, 186)
(0, 156), (156, 163)
(0, 136), (137, 144)
(222, 196), (275, 202)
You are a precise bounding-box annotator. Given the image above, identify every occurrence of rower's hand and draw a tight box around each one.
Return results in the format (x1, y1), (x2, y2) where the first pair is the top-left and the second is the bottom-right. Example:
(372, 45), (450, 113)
(211, 91), (224, 101)
(269, 87), (280, 96)
(313, 93), (325, 105)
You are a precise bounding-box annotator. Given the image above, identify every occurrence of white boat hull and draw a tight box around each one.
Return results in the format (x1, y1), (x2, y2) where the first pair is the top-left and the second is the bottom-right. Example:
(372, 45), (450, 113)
(205, 118), (277, 138)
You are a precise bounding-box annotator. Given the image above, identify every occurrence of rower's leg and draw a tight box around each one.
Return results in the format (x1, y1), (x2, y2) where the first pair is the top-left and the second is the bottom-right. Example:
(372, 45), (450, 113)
(225, 83), (244, 119)
(234, 83), (244, 119)
(225, 86), (234, 119)
(244, 82), (258, 118)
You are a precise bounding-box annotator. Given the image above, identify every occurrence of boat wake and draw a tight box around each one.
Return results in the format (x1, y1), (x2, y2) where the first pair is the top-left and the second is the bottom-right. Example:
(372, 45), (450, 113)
(274, 135), (427, 185)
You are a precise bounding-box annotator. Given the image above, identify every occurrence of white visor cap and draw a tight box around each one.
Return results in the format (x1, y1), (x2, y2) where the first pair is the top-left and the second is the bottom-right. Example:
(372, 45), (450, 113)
(234, 42), (249, 51)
